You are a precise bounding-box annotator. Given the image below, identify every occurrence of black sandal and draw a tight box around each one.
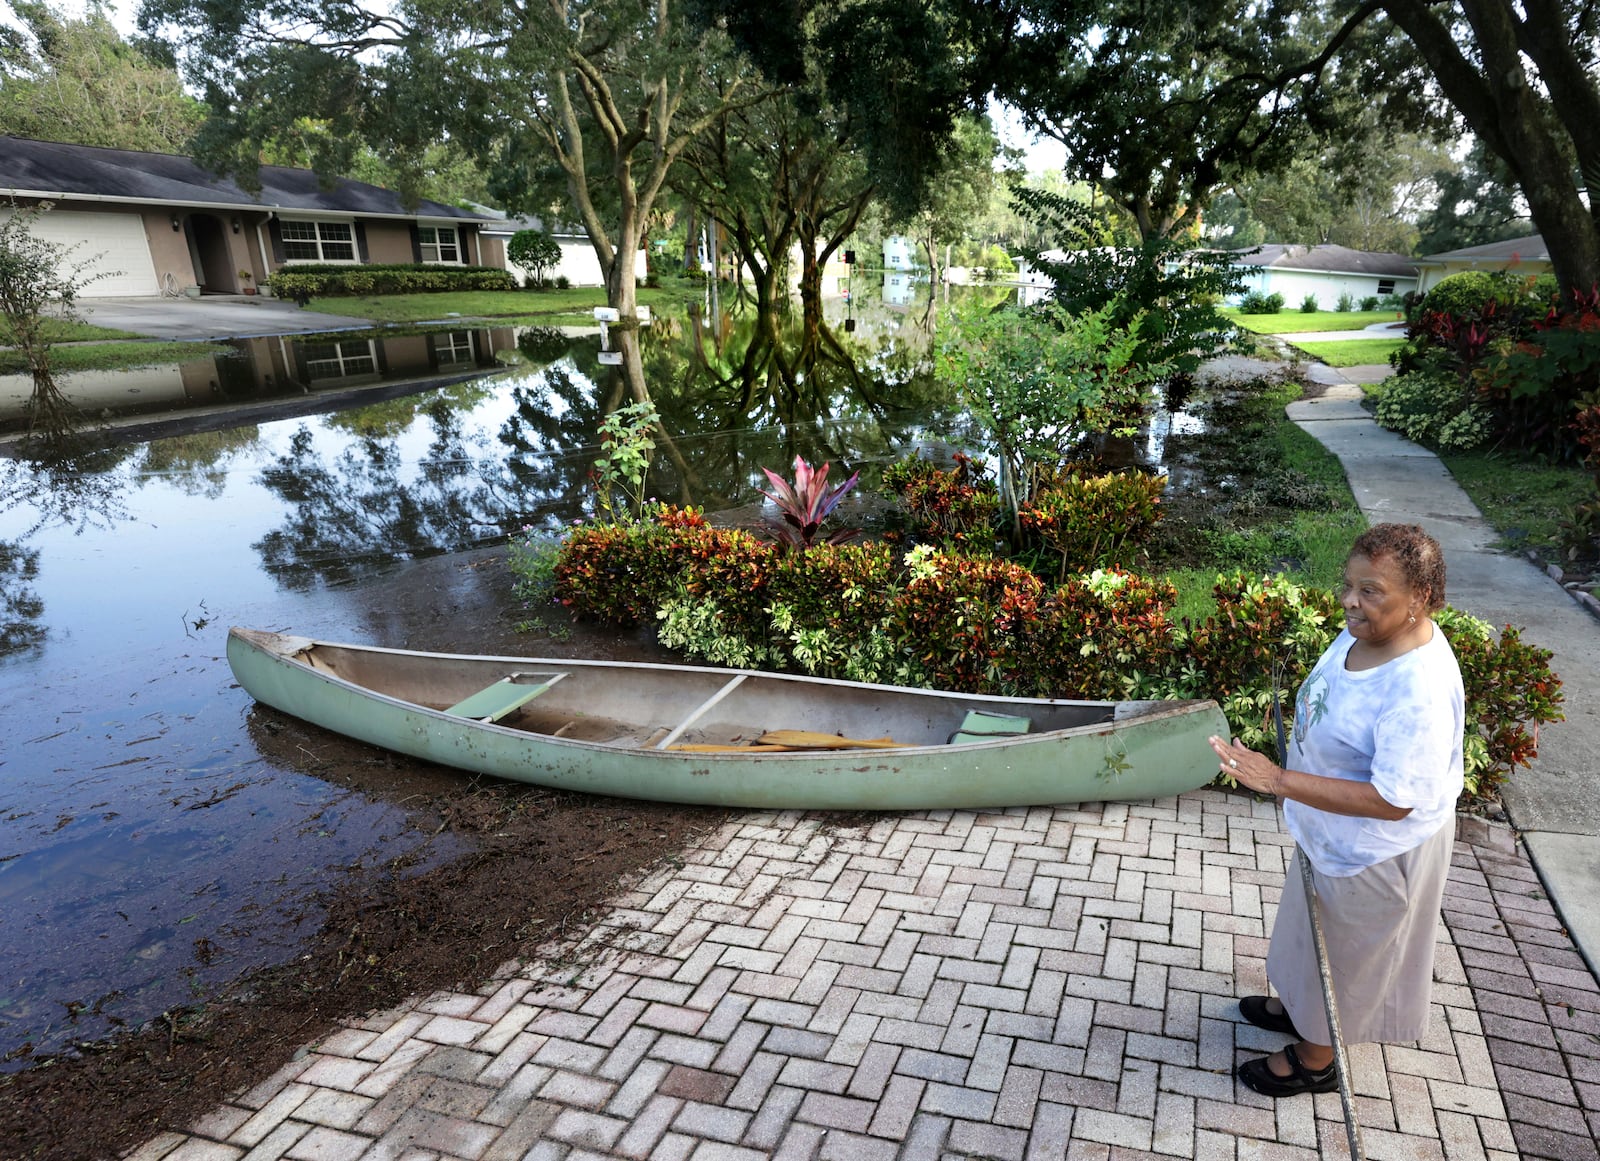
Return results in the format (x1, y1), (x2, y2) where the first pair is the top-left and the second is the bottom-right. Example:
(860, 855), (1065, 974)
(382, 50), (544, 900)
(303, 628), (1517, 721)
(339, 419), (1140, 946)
(1239, 995), (1301, 1038)
(1237, 1043), (1338, 1097)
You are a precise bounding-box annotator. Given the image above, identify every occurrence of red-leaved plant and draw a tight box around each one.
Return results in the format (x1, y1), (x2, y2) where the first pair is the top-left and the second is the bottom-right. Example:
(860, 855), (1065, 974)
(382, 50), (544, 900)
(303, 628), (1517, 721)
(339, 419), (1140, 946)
(759, 457), (861, 550)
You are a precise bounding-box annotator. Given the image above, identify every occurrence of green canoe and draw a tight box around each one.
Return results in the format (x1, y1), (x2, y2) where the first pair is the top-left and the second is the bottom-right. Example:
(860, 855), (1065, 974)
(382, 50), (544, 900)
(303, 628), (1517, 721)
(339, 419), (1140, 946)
(227, 627), (1229, 810)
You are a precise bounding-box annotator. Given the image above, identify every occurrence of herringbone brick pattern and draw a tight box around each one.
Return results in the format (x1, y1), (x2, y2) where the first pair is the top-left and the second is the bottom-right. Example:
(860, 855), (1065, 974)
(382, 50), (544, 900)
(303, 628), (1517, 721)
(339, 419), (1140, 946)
(127, 793), (1592, 1161)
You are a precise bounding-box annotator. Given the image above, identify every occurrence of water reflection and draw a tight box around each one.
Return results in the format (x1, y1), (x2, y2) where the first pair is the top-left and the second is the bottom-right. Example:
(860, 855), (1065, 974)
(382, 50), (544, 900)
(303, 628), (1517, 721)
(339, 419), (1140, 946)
(0, 301), (970, 1063)
(0, 327), (520, 442)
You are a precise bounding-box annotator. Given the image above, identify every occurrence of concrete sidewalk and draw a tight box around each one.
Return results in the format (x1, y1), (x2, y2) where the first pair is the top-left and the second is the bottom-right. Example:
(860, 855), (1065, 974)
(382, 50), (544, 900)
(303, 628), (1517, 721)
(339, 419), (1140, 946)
(126, 365), (1600, 1161)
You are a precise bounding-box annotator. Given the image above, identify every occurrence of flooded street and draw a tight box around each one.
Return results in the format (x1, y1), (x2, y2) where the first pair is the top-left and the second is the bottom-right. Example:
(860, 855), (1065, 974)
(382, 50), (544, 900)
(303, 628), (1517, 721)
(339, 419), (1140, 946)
(0, 289), (974, 1063)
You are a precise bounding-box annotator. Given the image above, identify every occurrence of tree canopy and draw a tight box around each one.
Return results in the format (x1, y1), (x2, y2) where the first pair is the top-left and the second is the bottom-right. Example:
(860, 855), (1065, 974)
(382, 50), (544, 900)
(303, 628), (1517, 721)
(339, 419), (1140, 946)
(0, 0), (204, 152)
(975, 0), (1600, 294)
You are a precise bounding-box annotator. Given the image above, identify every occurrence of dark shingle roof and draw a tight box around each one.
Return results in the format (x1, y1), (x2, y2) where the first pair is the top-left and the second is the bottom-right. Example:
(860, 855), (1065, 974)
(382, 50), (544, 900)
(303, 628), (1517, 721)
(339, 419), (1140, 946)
(1416, 234), (1548, 264)
(0, 136), (482, 220)
(1229, 242), (1418, 277)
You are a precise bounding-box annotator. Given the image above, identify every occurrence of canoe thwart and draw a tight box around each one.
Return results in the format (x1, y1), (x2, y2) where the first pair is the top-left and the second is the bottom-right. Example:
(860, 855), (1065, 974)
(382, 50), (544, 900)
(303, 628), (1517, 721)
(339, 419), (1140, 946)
(949, 710), (1033, 745)
(446, 673), (568, 723)
(654, 675), (749, 749)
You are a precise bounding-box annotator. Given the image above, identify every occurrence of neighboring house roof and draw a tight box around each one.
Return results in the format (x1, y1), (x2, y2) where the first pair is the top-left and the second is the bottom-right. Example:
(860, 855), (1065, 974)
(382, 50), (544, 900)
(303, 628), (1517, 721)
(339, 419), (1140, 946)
(475, 210), (588, 241)
(1415, 234), (1549, 266)
(1226, 242), (1418, 278)
(0, 136), (485, 222)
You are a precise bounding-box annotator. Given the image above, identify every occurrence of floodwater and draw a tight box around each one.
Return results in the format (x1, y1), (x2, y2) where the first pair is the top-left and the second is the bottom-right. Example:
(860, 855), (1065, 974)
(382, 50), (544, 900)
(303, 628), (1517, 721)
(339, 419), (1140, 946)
(0, 282), (980, 1063)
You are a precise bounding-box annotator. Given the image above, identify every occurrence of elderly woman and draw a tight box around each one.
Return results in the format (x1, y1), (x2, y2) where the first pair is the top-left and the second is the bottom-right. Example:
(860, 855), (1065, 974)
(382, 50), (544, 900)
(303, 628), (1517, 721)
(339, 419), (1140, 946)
(1208, 522), (1464, 1097)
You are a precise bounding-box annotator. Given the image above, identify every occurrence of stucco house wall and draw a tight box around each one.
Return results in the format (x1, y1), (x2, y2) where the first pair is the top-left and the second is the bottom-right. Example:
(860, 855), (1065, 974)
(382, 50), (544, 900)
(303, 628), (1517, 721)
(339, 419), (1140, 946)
(1414, 235), (1552, 294)
(1224, 243), (1419, 310)
(1232, 266), (1419, 310)
(480, 217), (646, 288)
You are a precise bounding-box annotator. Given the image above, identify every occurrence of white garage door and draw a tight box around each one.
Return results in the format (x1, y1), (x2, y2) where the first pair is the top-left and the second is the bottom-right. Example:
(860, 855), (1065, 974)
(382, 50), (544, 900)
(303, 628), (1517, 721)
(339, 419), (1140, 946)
(0, 208), (159, 297)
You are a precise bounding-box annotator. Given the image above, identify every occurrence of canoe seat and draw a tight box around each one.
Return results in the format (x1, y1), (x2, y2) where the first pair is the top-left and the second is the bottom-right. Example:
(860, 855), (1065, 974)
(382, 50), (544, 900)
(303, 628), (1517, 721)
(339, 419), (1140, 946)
(949, 709), (1032, 745)
(445, 673), (567, 723)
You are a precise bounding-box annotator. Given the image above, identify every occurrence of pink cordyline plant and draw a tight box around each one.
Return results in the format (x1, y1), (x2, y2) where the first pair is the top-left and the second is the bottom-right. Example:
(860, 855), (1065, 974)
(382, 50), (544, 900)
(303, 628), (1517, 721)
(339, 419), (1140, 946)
(758, 456), (861, 550)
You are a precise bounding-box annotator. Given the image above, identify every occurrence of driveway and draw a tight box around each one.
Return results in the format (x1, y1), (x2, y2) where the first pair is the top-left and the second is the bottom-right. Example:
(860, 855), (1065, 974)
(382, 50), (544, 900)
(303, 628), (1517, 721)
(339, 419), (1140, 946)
(80, 295), (377, 341)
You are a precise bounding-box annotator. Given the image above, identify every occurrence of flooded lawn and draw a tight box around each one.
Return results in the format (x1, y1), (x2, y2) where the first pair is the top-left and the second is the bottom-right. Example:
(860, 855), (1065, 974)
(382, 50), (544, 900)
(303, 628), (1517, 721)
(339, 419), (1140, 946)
(0, 289), (977, 1064)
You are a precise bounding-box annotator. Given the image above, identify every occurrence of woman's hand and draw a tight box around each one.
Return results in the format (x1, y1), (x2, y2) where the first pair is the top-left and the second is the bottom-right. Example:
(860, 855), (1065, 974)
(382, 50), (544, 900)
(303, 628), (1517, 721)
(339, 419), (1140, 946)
(1206, 735), (1413, 820)
(1208, 735), (1283, 796)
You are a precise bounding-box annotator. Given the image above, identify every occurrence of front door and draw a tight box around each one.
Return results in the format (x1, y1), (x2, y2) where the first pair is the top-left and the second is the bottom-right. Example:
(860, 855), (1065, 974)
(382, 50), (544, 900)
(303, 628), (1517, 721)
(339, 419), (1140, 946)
(188, 213), (237, 293)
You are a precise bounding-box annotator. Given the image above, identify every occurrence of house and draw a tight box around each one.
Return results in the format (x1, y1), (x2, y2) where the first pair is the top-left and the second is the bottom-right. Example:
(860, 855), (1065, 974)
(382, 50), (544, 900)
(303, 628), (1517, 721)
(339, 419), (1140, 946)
(883, 236), (917, 271)
(1225, 243), (1420, 309)
(477, 212), (646, 288)
(0, 136), (493, 297)
(1413, 234), (1551, 294)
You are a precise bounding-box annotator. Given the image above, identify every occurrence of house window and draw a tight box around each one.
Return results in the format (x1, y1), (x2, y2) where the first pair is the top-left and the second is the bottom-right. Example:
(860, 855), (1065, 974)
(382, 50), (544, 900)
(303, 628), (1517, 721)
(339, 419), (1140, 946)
(433, 331), (475, 367)
(281, 220), (356, 262)
(303, 339), (378, 382)
(419, 225), (461, 264)
(1377, 279), (1396, 296)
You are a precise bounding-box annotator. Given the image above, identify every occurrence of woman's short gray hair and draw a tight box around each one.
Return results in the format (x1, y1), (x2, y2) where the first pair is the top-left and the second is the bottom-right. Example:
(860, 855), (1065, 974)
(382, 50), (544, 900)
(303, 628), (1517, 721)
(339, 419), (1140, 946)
(1350, 523), (1447, 611)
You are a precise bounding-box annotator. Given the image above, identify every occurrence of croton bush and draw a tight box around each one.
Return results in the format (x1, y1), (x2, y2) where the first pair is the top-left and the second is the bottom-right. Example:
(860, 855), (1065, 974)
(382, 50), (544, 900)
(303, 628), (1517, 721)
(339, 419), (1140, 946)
(882, 454), (1165, 575)
(536, 506), (1562, 799)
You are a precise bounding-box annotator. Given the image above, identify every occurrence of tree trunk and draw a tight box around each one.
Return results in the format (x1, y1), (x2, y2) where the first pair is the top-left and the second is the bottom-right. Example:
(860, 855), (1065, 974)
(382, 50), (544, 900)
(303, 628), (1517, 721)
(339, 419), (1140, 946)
(1383, 0), (1600, 301)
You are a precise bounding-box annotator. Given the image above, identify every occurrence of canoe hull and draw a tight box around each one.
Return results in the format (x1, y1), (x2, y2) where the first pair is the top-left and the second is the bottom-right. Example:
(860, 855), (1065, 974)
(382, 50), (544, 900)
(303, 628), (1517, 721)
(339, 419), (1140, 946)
(227, 628), (1230, 811)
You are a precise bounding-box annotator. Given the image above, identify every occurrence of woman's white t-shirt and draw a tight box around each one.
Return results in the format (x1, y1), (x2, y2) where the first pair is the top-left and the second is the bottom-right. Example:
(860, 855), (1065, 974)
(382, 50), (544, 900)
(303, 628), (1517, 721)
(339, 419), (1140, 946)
(1284, 626), (1465, 877)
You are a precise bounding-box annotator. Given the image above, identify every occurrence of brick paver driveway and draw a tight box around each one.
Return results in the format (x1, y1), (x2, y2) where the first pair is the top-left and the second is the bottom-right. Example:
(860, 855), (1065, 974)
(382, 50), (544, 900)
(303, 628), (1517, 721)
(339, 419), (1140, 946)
(129, 793), (1600, 1161)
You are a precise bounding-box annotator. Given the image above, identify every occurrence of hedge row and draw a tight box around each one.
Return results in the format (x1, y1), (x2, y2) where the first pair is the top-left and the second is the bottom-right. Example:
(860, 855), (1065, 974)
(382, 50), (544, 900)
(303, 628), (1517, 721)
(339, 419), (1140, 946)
(534, 507), (1563, 800)
(266, 263), (516, 297)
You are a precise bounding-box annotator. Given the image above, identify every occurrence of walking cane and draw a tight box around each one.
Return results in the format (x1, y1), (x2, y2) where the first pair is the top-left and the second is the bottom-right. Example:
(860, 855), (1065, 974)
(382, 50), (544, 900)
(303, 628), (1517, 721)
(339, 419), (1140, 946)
(1271, 662), (1365, 1161)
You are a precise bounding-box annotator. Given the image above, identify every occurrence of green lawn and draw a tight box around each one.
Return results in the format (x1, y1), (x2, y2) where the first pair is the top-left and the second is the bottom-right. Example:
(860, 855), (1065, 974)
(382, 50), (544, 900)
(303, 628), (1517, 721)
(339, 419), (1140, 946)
(1153, 380), (1367, 615)
(1289, 338), (1404, 367)
(1224, 309), (1400, 334)
(0, 340), (232, 375)
(1439, 449), (1593, 556)
(35, 318), (144, 340)
(305, 285), (694, 324)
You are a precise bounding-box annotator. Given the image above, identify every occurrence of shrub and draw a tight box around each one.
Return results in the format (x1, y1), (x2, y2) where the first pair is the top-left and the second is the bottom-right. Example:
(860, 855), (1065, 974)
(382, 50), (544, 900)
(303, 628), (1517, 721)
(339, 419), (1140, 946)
(1336, 291), (1355, 312)
(885, 549), (1046, 691)
(1435, 608), (1564, 796)
(1009, 184), (1245, 377)
(1015, 569), (1182, 700)
(1017, 469), (1166, 578)
(1170, 572), (1341, 755)
(266, 263), (515, 298)
(508, 229), (562, 285)
(1420, 270), (1526, 319)
(881, 453), (1000, 547)
(758, 457), (860, 550)
(1360, 295), (1380, 311)
(1299, 294), (1319, 313)
(0, 199), (108, 438)
(555, 275), (571, 290)
(935, 298), (1170, 540)
(552, 507), (769, 627)
(1372, 369), (1493, 450)
(1238, 290), (1284, 315)
(528, 516), (1564, 798)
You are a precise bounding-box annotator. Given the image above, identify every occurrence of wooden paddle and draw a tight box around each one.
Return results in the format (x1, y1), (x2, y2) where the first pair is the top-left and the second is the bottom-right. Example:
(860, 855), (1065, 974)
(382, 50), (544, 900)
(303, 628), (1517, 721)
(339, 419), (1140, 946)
(666, 742), (802, 752)
(755, 730), (908, 750)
